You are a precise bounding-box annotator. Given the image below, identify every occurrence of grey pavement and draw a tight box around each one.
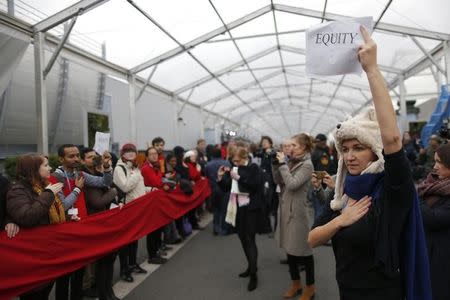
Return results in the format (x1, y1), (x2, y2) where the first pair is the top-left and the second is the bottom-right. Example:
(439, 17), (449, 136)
(122, 223), (339, 300)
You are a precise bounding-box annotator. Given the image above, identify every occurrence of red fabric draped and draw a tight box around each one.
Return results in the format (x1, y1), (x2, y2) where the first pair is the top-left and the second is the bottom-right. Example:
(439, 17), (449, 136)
(0, 179), (211, 300)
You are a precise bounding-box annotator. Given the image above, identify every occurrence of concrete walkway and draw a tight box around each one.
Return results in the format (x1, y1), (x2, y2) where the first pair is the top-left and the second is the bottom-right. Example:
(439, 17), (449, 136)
(121, 222), (339, 300)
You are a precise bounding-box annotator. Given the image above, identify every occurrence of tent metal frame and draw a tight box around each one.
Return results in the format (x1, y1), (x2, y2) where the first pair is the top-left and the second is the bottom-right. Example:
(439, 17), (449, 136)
(1, 0), (448, 151)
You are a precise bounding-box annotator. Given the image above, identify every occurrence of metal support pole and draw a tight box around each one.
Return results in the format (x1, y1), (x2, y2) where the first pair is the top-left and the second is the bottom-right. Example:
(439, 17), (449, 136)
(399, 75), (408, 133)
(410, 36), (446, 76)
(200, 107), (205, 139)
(445, 41), (450, 85)
(177, 87), (195, 116)
(7, 0), (14, 16)
(136, 65), (158, 103)
(34, 32), (49, 154)
(128, 75), (137, 143)
(44, 16), (78, 78)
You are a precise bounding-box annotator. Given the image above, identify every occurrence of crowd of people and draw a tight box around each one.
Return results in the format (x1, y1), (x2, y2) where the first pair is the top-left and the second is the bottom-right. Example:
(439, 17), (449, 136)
(1, 26), (450, 300)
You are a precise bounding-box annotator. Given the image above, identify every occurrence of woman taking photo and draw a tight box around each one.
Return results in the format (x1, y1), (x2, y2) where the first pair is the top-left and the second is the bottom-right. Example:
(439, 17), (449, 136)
(6, 154), (65, 299)
(218, 146), (264, 292)
(308, 26), (431, 300)
(272, 134), (315, 300)
(419, 143), (450, 300)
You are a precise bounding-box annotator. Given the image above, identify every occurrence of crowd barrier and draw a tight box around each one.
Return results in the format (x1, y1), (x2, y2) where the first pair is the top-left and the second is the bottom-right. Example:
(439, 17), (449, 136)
(0, 179), (211, 299)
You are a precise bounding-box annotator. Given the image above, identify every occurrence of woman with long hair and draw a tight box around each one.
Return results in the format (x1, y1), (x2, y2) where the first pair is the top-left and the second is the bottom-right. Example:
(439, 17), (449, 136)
(308, 26), (431, 300)
(6, 154), (65, 299)
(419, 143), (450, 300)
(273, 134), (315, 300)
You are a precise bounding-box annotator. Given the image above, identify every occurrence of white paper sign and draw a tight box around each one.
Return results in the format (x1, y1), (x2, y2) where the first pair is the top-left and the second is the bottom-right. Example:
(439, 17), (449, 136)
(93, 132), (110, 155)
(306, 17), (373, 76)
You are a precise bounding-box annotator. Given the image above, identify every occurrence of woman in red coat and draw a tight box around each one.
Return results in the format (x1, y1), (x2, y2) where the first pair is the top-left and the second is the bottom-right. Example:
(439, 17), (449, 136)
(184, 150), (202, 182)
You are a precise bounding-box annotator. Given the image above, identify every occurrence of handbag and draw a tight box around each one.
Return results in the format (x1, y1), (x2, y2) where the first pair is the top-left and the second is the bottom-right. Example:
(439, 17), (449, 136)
(182, 217), (192, 236)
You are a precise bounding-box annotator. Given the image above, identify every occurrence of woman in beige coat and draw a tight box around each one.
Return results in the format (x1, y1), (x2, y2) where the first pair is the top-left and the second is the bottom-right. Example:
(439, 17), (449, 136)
(273, 133), (315, 300)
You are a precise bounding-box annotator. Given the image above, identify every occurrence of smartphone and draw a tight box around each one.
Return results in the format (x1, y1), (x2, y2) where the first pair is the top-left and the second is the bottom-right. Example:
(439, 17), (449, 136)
(313, 171), (326, 180)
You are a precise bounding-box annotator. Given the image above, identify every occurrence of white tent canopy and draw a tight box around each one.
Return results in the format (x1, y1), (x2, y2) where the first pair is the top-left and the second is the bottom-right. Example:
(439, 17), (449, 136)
(1, 0), (449, 153)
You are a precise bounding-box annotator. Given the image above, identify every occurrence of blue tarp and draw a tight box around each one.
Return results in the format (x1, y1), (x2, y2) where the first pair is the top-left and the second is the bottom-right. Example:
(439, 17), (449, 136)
(420, 85), (450, 147)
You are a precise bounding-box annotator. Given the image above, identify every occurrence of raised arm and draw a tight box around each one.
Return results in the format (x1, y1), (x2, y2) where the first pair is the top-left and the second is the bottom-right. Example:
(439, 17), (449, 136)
(359, 26), (402, 155)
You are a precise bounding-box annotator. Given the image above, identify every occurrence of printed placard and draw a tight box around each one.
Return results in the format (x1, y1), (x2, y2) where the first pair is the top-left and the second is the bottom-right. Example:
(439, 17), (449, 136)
(306, 17), (373, 76)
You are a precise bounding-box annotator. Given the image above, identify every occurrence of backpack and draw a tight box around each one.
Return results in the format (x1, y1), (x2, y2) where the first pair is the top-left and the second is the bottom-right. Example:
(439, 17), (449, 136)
(113, 165), (128, 204)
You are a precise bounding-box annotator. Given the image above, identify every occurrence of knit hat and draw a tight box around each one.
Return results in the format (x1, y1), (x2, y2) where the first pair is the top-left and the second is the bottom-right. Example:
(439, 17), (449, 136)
(120, 143), (137, 156)
(330, 107), (385, 211)
(183, 150), (197, 160)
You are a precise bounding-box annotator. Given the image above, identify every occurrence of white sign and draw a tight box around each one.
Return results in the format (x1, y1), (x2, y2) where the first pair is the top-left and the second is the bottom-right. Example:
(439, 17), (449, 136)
(93, 132), (110, 155)
(306, 17), (373, 76)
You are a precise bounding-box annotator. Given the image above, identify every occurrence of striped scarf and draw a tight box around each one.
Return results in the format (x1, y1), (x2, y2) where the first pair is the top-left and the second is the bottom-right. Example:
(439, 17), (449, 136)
(32, 184), (66, 224)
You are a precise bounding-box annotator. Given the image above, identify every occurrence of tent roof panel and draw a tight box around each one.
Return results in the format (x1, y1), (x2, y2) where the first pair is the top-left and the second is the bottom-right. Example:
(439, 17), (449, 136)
(133, 0), (223, 45)
(274, 10), (321, 33)
(150, 53), (210, 91)
(382, 0), (450, 34)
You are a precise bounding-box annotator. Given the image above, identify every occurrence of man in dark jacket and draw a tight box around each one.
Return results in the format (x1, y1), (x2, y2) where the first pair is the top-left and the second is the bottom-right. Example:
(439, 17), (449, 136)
(311, 134), (337, 175)
(254, 136), (277, 234)
(205, 148), (231, 235)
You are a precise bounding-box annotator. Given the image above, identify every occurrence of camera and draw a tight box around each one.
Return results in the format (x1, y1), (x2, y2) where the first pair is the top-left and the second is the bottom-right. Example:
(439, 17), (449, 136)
(438, 118), (449, 142)
(269, 150), (280, 165)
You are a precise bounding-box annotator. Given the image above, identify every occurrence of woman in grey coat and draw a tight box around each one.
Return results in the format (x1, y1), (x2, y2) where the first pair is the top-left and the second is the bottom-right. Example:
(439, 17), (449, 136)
(272, 133), (315, 300)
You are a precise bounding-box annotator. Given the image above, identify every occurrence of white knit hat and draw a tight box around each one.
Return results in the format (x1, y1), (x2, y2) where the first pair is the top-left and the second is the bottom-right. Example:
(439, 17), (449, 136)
(183, 150), (197, 160)
(330, 107), (385, 211)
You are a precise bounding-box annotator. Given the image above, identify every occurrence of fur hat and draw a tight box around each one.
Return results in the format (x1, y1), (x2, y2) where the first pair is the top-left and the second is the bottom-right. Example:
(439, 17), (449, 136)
(330, 107), (385, 211)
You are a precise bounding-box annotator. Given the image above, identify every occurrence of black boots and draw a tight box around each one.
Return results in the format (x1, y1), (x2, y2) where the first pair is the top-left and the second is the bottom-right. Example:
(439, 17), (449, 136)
(238, 268), (250, 278)
(247, 274), (258, 291)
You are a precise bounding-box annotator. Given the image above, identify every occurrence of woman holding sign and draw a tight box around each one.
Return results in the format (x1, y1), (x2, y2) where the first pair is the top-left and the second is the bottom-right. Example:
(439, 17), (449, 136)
(308, 27), (432, 300)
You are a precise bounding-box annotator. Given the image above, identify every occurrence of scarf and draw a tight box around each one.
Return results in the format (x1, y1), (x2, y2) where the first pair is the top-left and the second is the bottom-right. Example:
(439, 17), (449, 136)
(343, 171), (432, 300)
(418, 173), (450, 207)
(343, 172), (385, 203)
(32, 184), (66, 224)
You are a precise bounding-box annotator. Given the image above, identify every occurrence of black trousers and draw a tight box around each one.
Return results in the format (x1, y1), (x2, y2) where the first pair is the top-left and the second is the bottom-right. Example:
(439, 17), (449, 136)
(287, 254), (315, 285)
(146, 228), (163, 258)
(20, 282), (54, 300)
(338, 286), (402, 300)
(55, 267), (85, 300)
(119, 240), (138, 273)
(96, 252), (117, 300)
(236, 206), (259, 275)
(188, 208), (199, 227)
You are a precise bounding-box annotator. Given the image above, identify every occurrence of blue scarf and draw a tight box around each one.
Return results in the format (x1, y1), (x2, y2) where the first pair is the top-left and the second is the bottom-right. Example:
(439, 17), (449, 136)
(344, 173), (432, 300)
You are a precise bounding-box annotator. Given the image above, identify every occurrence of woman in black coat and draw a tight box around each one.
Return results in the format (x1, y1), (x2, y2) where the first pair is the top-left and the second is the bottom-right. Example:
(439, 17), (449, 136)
(419, 143), (450, 300)
(218, 146), (264, 292)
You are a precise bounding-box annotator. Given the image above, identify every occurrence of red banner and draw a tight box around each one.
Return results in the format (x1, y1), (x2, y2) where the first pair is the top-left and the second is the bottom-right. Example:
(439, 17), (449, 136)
(0, 179), (211, 299)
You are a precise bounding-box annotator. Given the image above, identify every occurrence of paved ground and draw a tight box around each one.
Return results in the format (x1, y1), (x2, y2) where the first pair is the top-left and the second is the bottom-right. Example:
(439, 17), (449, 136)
(121, 222), (339, 300)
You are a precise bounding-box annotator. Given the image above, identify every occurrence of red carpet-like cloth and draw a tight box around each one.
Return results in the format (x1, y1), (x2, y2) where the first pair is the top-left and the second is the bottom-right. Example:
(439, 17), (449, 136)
(0, 179), (211, 300)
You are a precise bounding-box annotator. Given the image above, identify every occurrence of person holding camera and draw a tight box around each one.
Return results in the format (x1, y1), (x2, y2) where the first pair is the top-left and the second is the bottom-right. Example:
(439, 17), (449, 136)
(418, 143), (450, 300)
(272, 133), (315, 300)
(311, 171), (336, 207)
(81, 148), (120, 300)
(308, 26), (431, 300)
(218, 146), (265, 292)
